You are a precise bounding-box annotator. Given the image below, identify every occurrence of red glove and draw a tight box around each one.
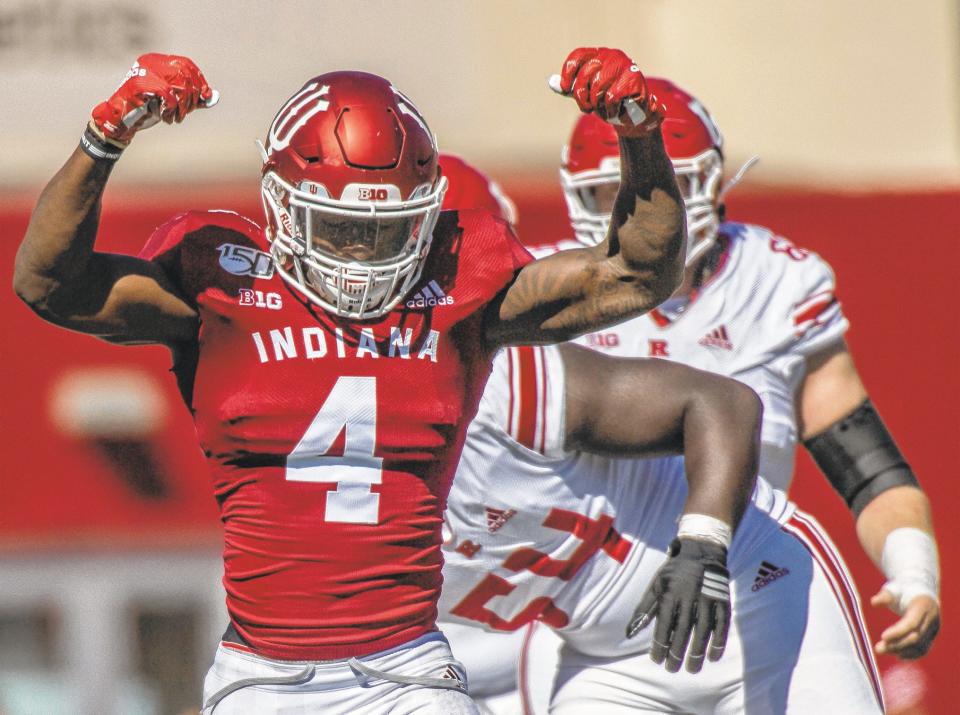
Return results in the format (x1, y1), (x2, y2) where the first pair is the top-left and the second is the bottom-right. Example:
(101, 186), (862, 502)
(554, 47), (663, 137)
(91, 53), (217, 145)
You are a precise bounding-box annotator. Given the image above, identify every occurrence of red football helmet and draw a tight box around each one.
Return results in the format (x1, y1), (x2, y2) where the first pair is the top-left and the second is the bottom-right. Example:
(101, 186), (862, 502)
(560, 77), (739, 265)
(439, 154), (517, 225)
(260, 71), (447, 319)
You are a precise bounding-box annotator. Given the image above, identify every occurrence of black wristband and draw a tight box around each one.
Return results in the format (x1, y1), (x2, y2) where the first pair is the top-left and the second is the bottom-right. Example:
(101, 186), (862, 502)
(79, 124), (124, 162)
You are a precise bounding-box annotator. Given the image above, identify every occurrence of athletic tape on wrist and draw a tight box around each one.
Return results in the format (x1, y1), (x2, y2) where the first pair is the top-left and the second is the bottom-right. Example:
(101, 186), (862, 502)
(79, 123), (124, 162)
(677, 513), (732, 549)
(880, 527), (940, 612)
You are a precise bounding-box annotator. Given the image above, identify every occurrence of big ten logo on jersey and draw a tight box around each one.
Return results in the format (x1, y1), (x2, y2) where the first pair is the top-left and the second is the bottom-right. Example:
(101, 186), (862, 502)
(450, 508), (633, 631)
(218, 243), (275, 278)
(238, 289), (282, 310)
(584, 331), (620, 349)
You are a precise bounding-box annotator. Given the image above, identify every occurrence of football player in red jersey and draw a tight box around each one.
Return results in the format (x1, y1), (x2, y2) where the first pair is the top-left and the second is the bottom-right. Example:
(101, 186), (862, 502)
(13, 49), (685, 713)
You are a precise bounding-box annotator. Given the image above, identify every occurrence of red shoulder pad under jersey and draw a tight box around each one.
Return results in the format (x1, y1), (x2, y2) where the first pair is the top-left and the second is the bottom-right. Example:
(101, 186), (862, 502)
(427, 209), (532, 311)
(138, 209), (269, 306)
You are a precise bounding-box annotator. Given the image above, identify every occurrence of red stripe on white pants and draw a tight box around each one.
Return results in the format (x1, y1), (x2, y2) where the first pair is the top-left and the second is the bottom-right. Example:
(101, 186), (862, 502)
(783, 511), (884, 710)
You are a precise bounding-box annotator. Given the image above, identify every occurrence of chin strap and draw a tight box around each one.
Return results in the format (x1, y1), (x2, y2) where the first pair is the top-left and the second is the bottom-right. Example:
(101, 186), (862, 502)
(718, 155), (760, 201)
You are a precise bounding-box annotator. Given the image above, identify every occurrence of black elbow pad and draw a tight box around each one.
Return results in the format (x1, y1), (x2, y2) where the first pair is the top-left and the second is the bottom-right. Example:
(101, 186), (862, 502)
(803, 399), (919, 517)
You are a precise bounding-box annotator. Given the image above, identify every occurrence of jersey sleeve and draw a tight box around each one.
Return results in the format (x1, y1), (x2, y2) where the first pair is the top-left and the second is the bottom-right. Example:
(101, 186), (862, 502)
(784, 250), (849, 357)
(137, 211), (196, 302)
(475, 345), (568, 462)
(443, 209), (533, 308)
(137, 209), (268, 307)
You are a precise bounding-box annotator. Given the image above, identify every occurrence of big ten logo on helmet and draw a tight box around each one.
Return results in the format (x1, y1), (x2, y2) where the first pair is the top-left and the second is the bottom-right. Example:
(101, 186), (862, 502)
(218, 244), (275, 278)
(344, 184), (401, 202)
(239, 289), (283, 310)
(359, 187), (389, 201)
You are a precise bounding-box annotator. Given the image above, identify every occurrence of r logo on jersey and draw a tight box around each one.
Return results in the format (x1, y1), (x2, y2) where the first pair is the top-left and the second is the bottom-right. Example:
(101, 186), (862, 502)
(219, 244), (275, 278)
(648, 339), (670, 357)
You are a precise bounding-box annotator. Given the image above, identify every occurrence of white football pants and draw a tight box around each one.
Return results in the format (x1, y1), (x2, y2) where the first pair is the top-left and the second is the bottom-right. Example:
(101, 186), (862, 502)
(523, 511), (884, 714)
(201, 630), (478, 714)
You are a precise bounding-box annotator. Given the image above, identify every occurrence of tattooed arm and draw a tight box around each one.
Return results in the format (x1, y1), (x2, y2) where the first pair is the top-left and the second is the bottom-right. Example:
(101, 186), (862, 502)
(485, 131), (683, 347)
(13, 54), (214, 346)
(484, 49), (685, 349)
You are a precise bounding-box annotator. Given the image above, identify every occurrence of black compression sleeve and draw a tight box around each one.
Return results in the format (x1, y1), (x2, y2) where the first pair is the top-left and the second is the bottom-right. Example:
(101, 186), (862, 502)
(803, 399), (919, 517)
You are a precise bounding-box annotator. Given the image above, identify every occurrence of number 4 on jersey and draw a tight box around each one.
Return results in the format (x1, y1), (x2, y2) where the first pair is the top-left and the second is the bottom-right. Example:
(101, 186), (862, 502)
(286, 376), (383, 524)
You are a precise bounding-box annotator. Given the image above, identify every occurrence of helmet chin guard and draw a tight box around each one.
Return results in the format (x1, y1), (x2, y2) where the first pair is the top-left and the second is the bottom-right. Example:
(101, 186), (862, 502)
(259, 71), (445, 320)
(261, 170), (446, 320)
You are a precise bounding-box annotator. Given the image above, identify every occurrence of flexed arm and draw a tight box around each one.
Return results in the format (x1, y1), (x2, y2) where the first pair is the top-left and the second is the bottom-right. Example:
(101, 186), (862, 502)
(485, 48), (685, 348)
(13, 54), (216, 345)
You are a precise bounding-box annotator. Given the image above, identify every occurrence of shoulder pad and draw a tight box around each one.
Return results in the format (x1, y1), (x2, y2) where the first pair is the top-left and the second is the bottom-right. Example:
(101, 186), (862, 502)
(138, 210), (271, 306)
(140, 210), (265, 261)
(427, 209), (531, 309)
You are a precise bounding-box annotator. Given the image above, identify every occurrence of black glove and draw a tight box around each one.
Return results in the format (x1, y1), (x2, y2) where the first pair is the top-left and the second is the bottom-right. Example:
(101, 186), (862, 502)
(626, 537), (731, 674)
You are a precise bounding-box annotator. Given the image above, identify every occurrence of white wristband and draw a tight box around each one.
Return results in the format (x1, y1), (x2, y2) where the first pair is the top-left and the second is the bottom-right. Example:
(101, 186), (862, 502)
(677, 513), (733, 549)
(880, 527), (940, 613)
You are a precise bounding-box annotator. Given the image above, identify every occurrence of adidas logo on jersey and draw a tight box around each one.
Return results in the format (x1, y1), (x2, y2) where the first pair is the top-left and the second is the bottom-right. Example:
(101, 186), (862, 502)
(440, 665), (465, 689)
(751, 560), (790, 591)
(485, 507), (516, 533)
(406, 280), (454, 309)
(699, 325), (733, 351)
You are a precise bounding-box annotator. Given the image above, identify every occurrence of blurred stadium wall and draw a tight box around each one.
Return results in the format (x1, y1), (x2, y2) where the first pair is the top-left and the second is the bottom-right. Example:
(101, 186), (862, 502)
(0, 2), (957, 713)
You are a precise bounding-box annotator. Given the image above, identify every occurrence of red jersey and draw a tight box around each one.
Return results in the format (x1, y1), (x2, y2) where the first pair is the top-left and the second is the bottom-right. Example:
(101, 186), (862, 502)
(140, 208), (531, 660)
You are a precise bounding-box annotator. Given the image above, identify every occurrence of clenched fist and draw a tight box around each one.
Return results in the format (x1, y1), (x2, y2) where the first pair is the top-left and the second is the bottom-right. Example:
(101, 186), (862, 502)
(91, 53), (218, 145)
(551, 47), (663, 137)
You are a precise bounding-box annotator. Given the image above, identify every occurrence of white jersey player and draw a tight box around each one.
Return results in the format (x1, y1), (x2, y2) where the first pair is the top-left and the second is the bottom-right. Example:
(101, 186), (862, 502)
(440, 342), (884, 713)
(438, 92), (939, 709)
(541, 221), (845, 491)
(552, 78), (939, 666)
